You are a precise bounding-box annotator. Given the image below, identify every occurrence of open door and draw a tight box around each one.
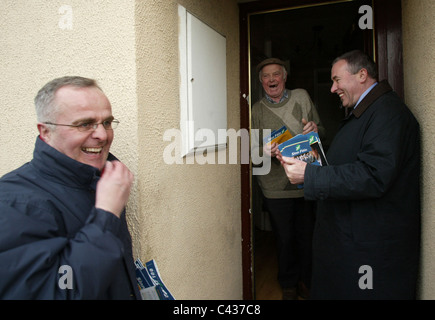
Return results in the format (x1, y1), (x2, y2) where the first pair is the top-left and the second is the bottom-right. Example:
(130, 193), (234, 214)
(239, 0), (403, 300)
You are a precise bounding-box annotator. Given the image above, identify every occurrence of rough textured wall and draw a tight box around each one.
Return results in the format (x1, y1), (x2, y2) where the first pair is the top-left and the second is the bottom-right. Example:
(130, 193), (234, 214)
(1, 0), (242, 300)
(402, 0), (435, 300)
(134, 0), (242, 299)
(0, 0), (139, 181)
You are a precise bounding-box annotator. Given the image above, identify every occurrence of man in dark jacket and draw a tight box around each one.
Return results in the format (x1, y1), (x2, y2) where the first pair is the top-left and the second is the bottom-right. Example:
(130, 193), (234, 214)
(278, 50), (421, 299)
(0, 76), (141, 299)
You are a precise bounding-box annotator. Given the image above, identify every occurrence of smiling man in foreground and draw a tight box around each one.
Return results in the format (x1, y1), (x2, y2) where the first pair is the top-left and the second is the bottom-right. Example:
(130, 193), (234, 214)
(278, 50), (421, 299)
(0, 76), (141, 299)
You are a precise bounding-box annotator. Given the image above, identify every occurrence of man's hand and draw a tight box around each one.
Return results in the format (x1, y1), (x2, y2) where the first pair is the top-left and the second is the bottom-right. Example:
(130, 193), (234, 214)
(302, 118), (318, 134)
(96, 161), (134, 218)
(264, 142), (279, 157)
(276, 152), (307, 185)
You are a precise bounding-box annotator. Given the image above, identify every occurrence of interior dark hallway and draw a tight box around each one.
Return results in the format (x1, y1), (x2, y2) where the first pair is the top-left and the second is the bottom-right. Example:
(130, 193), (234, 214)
(248, 0), (373, 300)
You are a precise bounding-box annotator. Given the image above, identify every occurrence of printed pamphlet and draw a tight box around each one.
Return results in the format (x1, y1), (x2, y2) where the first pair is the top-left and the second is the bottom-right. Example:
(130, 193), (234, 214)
(135, 258), (175, 300)
(263, 126), (293, 146)
(278, 131), (328, 188)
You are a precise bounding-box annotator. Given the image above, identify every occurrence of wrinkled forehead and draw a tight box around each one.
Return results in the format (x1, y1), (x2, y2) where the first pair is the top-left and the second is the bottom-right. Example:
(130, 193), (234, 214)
(55, 85), (109, 106)
(261, 63), (285, 74)
(53, 86), (112, 119)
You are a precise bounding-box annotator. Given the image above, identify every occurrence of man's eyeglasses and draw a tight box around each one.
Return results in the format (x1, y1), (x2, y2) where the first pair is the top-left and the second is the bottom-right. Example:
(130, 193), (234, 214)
(43, 119), (120, 132)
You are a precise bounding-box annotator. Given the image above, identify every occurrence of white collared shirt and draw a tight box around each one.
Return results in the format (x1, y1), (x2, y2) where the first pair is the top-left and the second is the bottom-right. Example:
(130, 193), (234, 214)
(354, 82), (378, 109)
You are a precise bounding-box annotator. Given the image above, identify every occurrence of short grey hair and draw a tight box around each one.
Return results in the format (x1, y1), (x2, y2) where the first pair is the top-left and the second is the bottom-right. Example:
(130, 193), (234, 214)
(34, 76), (101, 123)
(333, 50), (378, 80)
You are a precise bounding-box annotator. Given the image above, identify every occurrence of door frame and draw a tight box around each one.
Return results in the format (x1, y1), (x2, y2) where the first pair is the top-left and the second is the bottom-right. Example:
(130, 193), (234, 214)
(238, 0), (403, 300)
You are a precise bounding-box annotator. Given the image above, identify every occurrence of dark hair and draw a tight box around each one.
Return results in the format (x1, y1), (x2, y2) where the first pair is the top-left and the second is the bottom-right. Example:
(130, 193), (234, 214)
(333, 50), (378, 80)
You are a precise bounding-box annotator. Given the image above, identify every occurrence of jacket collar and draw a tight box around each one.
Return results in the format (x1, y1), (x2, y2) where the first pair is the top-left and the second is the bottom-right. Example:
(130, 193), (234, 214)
(344, 80), (393, 119)
(32, 137), (114, 190)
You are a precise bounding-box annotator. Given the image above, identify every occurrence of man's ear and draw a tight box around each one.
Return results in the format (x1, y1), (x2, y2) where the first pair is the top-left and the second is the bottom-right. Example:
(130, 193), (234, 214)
(358, 68), (369, 83)
(37, 123), (51, 142)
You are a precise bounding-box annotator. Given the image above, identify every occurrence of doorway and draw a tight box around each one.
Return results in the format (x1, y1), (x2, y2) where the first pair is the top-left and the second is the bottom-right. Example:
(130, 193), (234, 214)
(239, 0), (374, 300)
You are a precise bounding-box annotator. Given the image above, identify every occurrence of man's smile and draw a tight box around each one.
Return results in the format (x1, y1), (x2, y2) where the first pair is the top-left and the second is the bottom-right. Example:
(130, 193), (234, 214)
(82, 147), (103, 154)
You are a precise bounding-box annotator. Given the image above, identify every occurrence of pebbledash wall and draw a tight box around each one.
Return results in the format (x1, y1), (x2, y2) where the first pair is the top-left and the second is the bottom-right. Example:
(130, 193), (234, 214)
(402, 0), (435, 300)
(1, 0), (435, 300)
(0, 0), (242, 299)
(134, 0), (242, 299)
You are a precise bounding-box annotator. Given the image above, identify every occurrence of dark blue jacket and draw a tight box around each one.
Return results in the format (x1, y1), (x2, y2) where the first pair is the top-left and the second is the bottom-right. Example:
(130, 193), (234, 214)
(0, 137), (141, 299)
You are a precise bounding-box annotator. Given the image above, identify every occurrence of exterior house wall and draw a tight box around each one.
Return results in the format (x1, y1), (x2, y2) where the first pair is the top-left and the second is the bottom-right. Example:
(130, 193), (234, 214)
(402, 0), (435, 300)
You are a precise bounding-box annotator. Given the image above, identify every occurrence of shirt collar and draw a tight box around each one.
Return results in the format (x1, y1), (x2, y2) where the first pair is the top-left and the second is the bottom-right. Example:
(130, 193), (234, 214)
(265, 89), (288, 104)
(354, 82), (378, 109)
(32, 136), (113, 190)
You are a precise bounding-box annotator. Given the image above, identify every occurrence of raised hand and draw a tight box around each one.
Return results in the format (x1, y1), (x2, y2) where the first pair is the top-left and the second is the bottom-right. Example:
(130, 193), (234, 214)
(95, 161), (134, 218)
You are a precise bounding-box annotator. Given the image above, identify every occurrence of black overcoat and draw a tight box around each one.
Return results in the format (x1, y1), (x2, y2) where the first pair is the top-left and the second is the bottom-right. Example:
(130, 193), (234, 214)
(304, 81), (421, 299)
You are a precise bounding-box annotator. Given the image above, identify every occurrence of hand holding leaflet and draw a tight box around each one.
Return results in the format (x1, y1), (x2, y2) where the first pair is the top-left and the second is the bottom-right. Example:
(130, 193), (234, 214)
(277, 131), (327, 188)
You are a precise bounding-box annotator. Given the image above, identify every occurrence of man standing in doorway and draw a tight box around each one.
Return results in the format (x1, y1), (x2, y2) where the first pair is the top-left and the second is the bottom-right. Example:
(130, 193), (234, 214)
(278, 50), (421, 299)
(252, 57), (325, 300)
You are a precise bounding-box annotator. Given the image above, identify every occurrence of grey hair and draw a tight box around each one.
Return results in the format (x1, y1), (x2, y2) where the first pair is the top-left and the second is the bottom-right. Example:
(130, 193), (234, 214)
(333, 50), (378, 80)
(34, 76), (101, 123)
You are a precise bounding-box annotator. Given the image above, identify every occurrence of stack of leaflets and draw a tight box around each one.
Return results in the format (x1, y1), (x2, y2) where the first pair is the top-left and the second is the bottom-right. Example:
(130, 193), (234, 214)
(278, 131), (328, 166)
(135, 258), (175, 300)
(278, 131), (328, 188)
(263, 125), (293, 146)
